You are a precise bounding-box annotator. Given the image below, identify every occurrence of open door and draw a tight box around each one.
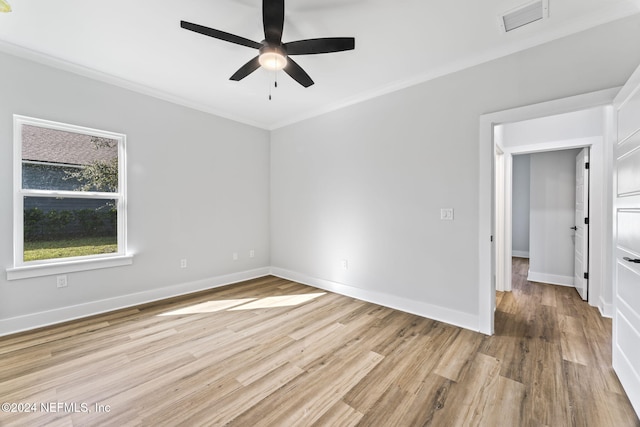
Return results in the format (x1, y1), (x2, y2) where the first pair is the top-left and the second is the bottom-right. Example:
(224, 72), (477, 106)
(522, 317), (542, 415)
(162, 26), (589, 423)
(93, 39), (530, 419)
(612, 64), (640, 417)
(573, 148), (589, 300)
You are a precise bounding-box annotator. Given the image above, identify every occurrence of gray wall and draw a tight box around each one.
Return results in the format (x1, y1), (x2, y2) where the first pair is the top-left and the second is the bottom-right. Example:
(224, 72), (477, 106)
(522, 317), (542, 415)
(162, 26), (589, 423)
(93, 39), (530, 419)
(0, 50), (271, 331)
(529, 149), (581, 285)
(512, 155), (531, 258)
(270, 15), (640, 328)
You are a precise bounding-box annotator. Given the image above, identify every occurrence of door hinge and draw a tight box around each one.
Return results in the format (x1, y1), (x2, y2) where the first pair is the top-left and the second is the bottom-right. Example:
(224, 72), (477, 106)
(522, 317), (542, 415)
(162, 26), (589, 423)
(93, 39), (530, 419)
(490, 235), (493, 242)
(585, 162), (590, 169)
(584, 272), (589, 280)
(584, 217), (589, 225)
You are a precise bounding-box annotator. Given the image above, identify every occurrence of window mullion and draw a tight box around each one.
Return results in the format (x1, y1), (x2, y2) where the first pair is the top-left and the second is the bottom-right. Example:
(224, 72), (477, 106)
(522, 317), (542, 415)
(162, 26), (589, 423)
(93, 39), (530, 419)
(20, 189), (121, 200)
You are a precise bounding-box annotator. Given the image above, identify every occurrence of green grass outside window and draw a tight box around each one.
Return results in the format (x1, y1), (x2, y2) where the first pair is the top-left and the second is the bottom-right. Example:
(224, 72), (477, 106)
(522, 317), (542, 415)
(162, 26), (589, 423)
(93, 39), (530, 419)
(24, 236), (117, 262)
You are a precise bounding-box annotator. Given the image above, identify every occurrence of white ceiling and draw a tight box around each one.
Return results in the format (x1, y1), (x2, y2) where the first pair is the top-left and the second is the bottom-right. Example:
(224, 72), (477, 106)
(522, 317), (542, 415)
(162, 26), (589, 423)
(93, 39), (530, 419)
(0, 0), (638, 129)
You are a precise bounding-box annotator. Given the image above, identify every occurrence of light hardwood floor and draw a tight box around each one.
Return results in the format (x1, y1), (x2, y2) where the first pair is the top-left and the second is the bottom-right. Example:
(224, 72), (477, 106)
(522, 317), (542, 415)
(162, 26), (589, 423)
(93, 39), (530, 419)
(1, 258), (639, 426)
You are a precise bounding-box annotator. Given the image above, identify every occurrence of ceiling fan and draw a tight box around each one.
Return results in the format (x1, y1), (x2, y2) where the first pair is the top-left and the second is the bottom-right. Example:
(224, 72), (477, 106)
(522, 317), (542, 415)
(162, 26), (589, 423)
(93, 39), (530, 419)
(180, 0), (355, 88)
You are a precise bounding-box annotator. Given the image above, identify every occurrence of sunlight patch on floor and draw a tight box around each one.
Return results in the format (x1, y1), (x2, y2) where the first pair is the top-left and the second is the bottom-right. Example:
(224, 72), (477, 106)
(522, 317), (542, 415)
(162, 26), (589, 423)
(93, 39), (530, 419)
(158, 298), (257, 316)
(157, 293), (326, 316)
(228, 293), (326, 311)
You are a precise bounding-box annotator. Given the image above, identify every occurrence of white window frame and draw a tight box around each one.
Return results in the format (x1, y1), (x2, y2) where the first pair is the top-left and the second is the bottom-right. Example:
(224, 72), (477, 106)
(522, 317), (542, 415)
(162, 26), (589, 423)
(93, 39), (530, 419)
(7, 115), (132, 280)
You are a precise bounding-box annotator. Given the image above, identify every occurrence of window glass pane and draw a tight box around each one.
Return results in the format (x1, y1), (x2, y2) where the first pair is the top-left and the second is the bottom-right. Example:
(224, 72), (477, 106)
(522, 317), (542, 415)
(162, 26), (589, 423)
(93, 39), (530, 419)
(23, 197), (117, 262)
(22, 124), (118, 192)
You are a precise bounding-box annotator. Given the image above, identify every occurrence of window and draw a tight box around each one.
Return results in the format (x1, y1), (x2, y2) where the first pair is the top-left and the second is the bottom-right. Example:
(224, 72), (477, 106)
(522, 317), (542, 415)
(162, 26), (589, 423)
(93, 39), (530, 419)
(7, 116), (131, 280)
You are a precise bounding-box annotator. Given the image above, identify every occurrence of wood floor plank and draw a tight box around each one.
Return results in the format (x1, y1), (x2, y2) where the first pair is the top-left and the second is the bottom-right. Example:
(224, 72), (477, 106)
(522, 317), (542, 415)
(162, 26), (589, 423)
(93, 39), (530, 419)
(343, 332), (431, 413)
(310, 400), (363, 427)
(539, 283), (558, 307)
(429, 352), (502, 427)
(155, 362), (305, 426)
(1, 265), (638, 427)
(228, 350), (384, 427)
(432, 328), (484, 382)
(391, 373), (454, 426)
(559, 313), (591, 365)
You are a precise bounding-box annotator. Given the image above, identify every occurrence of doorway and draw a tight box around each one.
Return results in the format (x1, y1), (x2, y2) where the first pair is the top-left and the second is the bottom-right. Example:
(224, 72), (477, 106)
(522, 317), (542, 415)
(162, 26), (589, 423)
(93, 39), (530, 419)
(508, 149), (586, 295)
(478, 88), (617, 335)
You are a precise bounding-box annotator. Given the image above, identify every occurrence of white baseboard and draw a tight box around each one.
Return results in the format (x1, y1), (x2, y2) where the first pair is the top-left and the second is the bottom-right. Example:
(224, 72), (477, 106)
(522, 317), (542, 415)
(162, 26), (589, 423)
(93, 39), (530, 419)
(527, 271), (574, 287)
(0, 267), (271, 337)
(512, 251), (530, 258)
(270, 267), (479, 332)
(599, 296), (613, 318)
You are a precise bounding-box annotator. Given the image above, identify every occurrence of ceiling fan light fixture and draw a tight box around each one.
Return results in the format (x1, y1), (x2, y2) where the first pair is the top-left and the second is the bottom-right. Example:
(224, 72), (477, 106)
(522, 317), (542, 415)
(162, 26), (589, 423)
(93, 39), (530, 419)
(259, 50), (287, 71)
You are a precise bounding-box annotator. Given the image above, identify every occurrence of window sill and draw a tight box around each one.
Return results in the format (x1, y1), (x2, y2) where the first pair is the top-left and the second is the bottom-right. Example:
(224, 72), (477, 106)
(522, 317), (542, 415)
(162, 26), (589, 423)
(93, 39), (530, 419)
(6, 255), (134, 280)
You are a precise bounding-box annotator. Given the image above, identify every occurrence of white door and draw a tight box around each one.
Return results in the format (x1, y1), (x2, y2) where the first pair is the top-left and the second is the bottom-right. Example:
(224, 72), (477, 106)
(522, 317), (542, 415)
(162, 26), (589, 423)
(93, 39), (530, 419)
(573, 148), (589, 300)
(612, 65), (640, 417)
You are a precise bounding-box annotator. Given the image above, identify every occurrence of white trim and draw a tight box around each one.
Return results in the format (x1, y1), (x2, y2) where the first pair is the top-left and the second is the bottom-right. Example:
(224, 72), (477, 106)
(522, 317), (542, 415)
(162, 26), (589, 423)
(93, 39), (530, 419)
(479, 87), (619, 336)
(495, 149), (506, 292)
(6, 255), (134, 280)
(600, 296), (613, 318)
(504, 154), (514, 291)
(23, 160), (83, 169)
(13, 116), (23, 270)
(269, 9), (635, 130)
(270, 267), (480, 333)
(0, 41), (268, 131)
(21, 189), (120, 199)
(501, 136), (601, 155)
(512, 250), (530, 258)
(478, 114), (495, 334)
(0, 267), (271, 337)
(527, 271), (574, 287)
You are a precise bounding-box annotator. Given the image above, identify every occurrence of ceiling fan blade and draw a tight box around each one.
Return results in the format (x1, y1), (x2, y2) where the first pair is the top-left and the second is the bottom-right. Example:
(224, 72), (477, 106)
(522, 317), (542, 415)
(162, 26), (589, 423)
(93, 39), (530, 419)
(283, 57), (314, 88)
(181, 21), (262, 50)
(230, 56), (262, 81)
(285, 37), (355, 55)
(263, 0), (285, 44)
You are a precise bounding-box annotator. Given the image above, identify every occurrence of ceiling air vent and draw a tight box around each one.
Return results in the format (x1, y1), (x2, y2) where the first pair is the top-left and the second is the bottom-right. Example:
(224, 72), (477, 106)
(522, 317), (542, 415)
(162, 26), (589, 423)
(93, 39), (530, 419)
(499, 0), (549, 33)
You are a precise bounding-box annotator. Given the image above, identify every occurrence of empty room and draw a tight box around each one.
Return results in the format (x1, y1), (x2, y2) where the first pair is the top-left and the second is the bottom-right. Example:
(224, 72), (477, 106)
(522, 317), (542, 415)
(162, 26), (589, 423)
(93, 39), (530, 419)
(1, 0), (640, 425)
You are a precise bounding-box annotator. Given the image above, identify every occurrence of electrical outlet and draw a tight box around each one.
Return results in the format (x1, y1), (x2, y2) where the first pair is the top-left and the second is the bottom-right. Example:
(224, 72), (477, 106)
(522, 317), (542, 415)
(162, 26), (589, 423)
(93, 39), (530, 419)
(56, 275), (67, 288)
(180, 259), (187, 269)
(341, 259), (349, 270)
(440, 208), (454, 220)
(249, 249), (255, 258)
(233, 252), (238, 261)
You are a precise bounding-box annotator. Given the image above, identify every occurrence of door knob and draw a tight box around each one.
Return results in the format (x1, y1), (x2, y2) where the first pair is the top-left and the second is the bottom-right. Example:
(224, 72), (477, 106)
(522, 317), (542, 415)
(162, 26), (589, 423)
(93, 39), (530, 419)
(570, 226), (578, 230)
(623, 257), (640, 263)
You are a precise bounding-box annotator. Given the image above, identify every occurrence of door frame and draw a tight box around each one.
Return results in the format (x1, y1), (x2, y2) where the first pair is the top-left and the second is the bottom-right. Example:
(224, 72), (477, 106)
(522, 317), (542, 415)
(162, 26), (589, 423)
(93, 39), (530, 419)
(478, 87), (618, 335)
(495, 147), (505, 292)
(574, 147), (590, 300)
(499, 142), (597, 292)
